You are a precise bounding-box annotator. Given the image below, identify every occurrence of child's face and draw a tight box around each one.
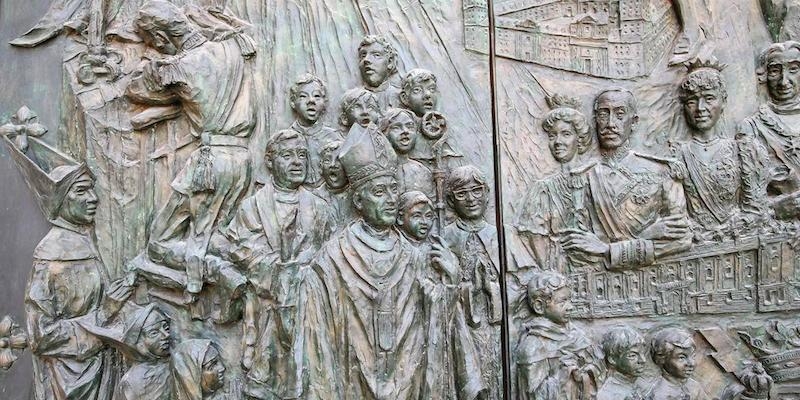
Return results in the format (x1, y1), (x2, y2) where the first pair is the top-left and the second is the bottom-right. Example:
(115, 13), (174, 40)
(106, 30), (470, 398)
(404, 78), (438, 117)
(612, 343), (647, 378)
(321, 150), (348, 190)
(292, 81), (327, 125)
(662, 346), (696, 380)
(450, 179), (488, 220)
(346, 96), (381, 128)
(541, 286), (573, 324)
(386, 112), (418, 155)
(201, 346), (225, 394)
(399, 202), (435, 241)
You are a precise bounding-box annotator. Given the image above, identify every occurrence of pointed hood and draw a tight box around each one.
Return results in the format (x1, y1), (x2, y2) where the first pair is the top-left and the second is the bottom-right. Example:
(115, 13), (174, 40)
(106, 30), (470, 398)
(2, 117), (91, 220)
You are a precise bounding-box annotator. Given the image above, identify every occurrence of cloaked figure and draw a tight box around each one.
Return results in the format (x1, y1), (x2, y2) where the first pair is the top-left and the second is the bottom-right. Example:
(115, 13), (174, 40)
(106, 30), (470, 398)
(300, 123), (465, 399)
(441, 165), (503, 400)
(171, 339), (226, 400)
(84, 304), (173, 400)
(3, 119), (133, 400)
(207, 130), (334, 399)
(516, 270), (601, 400)
(396, 191), (485, 399)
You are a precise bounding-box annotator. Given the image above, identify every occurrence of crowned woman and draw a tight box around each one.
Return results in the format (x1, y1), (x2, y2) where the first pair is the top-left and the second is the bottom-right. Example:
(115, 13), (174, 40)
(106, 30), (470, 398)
(671, 57), (772, 241)
(516, 95), (594, 274)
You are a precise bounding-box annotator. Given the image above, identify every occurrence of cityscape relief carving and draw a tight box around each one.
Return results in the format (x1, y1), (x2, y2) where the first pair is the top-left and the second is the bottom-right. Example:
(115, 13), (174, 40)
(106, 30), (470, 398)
(499, 0), (800, 399)
(1, 0), (498, 399)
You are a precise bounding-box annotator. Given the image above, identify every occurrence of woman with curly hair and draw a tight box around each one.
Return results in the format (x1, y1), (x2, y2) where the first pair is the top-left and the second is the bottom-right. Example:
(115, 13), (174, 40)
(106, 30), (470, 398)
(516, 95), (594, 273)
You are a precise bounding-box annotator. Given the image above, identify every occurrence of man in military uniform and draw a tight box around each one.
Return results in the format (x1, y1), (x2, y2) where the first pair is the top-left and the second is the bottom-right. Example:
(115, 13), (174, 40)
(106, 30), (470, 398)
(562, 89), (691, 270)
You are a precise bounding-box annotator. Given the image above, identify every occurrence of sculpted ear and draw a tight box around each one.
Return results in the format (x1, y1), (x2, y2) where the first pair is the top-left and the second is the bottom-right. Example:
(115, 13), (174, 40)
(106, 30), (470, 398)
(352, 191), (363, 211)
(531, 298), (545, 315)
(399, 91), (409, 107)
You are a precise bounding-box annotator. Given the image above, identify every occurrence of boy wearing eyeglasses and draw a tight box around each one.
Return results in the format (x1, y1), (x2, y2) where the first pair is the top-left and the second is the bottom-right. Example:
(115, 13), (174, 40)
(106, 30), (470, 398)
(441, 165), (503, 400)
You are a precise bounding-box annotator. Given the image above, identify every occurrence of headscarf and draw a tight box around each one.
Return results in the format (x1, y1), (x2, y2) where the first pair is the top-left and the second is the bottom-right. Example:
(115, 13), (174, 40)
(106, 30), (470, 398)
(171, 339), (213, 400)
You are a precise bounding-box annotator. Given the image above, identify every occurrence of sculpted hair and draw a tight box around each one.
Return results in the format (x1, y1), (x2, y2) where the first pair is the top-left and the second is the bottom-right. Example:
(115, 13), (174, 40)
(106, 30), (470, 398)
(398, 191), (433, 216)
(359, 35), (398, 74)
(289, 73), (328, 103)
(679, 70), (728, 103)
(338, 88), (381, 127)
(265, 129), (306, 163)
(319, 140), (343, 160)
(136, 0), (190, 38)
(649, 327), (695, 368)
(401, 69), (437, 97)
(379, 108), (418, 134)
(541, 107), (592, 155)
(756, 41), (800, 83)
(594, 88), (638, 116)
(601, 326), (645, 365)
(526, 270), (569, 304)
(446, 165), (487, 193)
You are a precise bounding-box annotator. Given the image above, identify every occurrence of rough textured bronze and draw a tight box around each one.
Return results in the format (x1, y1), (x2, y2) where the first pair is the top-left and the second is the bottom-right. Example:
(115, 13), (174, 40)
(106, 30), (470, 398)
(1, 0), (498, 398)
(4, 0), (800, 399)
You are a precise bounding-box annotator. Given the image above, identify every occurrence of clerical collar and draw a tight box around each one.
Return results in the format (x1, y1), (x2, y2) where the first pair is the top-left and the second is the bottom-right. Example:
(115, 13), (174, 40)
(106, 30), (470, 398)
(273, 183), (300, 203)
(366, 72), (400, 92)
(455, 217), (487, 233)
(608, 370), (638, 385)
(180, 30), (207, 53)
(290, 120), (323, 137)
(351, 219), (398, 252)
(51, 217), (92, 235)
(327, 184), (349, 195)
(769, 99), (800, 115)
(660, 372), (689, 386)
(600, 143), (632, 166)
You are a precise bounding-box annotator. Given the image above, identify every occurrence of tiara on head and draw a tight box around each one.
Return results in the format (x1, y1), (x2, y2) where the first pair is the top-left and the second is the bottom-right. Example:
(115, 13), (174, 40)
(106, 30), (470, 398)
(546, 94), (582, 111)
(684, 56), (727, 74)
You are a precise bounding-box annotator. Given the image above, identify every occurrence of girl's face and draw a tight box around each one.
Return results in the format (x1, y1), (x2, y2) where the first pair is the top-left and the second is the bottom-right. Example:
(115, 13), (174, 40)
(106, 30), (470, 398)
(346, 96), (381, 128)
(200, 346), (225, 394)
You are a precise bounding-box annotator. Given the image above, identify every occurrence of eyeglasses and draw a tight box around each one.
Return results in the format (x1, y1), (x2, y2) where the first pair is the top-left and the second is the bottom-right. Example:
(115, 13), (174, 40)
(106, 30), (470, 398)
(452, 185), (486, 201)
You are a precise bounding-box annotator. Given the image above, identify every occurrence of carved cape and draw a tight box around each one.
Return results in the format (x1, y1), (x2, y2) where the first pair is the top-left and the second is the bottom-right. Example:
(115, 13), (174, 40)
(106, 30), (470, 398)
(208, 183), (334, 399)
(301, 221), (450, 399)
(27, 219), (119, 400)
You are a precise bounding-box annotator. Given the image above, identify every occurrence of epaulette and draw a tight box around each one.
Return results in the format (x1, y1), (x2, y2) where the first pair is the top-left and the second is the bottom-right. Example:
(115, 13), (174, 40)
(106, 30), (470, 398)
(633, 152), (684, 180)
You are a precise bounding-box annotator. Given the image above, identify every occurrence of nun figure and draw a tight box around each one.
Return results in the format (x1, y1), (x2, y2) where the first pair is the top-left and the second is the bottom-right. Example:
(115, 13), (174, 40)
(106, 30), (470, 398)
(171, 339), (226, 400)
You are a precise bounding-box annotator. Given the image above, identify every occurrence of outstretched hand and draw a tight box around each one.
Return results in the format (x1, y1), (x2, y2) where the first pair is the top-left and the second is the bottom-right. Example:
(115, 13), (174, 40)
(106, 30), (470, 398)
(639, 215), (690, 241)
(561, 229), (609, 256)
